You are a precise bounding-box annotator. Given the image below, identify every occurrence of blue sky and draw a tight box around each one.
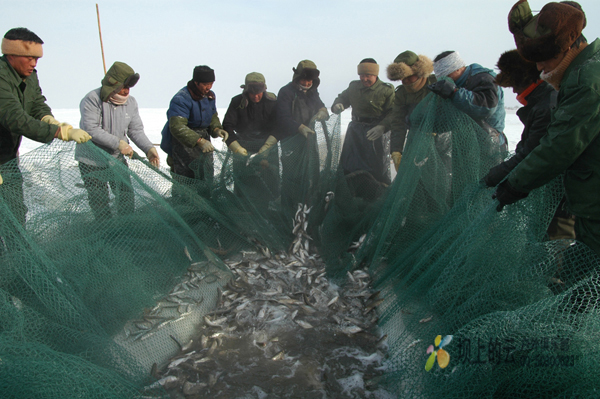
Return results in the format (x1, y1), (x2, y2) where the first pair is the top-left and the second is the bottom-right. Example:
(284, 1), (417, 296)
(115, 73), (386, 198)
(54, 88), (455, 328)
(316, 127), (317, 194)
(3, 0), (600, 110)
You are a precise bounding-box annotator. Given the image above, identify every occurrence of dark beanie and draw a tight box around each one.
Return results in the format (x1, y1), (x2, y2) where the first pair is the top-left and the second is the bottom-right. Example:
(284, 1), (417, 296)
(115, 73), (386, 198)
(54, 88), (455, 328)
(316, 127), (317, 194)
(193, 65), (215, 83)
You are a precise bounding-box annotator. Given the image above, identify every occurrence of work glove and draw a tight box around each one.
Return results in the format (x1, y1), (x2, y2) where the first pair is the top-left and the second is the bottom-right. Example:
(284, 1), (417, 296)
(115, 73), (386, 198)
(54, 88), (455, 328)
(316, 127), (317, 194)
(118, 140), (134, 158)
(0, 172), (3, 185)
(492, 180), (528, 212)
(391, 151), (402, 171)
(366, 125), (386, 141)
(314, 107), (329, 121)
(428, 79), (457, 99)
(482, 163), (511, 188)
(331, 103), (345, 114)
(146, 147), (160, 167)
(213, 128), (229, 142)
(258, 136), (278, 154)
(41, 115), (62, 126)
(57, 125), (92, 144)
(298, 124), (315, 138)
(228, 140), (248, 156)
(197, 137), (214, 153)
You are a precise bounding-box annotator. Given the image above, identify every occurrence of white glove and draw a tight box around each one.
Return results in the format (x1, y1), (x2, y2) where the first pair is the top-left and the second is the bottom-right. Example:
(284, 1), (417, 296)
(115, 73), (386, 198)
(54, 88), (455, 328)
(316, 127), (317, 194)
(118, 140), (134, 158)
(197, 137), (215, 153)
(147, 147), (160, 167)
(213, 128), (229, 142)
(298, 124), (315, 138)
(366, 125), (386, 141)
(314, 108), (329, 121)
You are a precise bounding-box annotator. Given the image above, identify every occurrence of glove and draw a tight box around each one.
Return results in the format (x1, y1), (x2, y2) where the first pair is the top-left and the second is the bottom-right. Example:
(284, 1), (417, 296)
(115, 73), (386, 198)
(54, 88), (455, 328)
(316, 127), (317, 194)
(391, 151), (402, 171)
(228, 140), (248, 156)
(146, 147), (160, 167)
(482, 163), (511, 187)
(366, 125), (386, 141)
(427, 80), (457, 99)
(118, 140), (134, 158)
(258, 135), (278, 154)
(492, 180), (529, 212)
(314, 107), (329, 121)
(298, 124), (315, 138)
(197, 137), (214, 153)
(57, 125), (92, 144)
(41, 115), (62, 126)
(0, 172), (3, 185)
(331, 103), (344, 114)
(213, 128), (229, 142)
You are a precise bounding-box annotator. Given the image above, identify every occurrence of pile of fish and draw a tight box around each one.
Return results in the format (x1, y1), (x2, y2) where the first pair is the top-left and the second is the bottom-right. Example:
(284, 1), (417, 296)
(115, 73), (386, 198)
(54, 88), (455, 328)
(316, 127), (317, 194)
(150, 203), (393, 398)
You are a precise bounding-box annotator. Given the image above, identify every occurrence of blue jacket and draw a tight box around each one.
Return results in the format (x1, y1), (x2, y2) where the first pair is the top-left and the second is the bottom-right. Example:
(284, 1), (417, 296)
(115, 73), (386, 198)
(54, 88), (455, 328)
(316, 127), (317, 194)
(160, 86), (217, 155)
(453, 63), (505, 133)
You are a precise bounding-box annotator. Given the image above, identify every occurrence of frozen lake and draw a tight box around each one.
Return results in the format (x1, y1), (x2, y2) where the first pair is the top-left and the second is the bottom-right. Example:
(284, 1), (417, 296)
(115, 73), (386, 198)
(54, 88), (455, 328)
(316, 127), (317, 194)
(20, 107), (524, 169)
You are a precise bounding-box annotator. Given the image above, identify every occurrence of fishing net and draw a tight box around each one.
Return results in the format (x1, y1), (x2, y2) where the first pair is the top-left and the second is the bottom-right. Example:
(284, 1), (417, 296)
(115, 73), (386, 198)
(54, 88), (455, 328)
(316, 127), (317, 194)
(0, 93), (598, 398)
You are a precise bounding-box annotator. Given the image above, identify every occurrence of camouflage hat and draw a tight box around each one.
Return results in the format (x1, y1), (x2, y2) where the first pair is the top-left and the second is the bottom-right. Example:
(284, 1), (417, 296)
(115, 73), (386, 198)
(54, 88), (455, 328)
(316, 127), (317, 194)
(508, 0), (585, 62)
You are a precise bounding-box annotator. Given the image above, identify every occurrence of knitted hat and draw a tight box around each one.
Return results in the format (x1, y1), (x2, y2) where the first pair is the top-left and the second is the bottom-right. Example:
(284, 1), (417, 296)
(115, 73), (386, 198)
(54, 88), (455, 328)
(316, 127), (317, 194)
(100, 61), (140, 102)
(357, 58), (379, 76)
(292, 60), (320, 83)
(1, 27), (43, 57)
(241, 72), (266, 94)
(387, 51), (434, 81)
(495, 49), (540, 89)
(193, 65), (215, 83)
(508, 0), (585, 62)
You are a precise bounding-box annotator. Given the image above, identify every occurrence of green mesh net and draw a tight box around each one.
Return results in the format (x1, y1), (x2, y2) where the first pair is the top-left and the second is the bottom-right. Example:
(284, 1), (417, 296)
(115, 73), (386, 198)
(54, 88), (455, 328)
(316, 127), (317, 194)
(1, 93), (599, 398)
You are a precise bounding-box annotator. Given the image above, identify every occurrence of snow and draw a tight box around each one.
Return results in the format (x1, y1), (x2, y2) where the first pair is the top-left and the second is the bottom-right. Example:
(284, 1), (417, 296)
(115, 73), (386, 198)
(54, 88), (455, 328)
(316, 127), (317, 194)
(19, 108), (523, 169)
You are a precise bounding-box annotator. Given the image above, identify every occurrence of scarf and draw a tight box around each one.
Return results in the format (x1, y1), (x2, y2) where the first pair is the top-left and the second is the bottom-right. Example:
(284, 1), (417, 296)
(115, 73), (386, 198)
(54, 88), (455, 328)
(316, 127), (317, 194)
(516, 80), (543, 106)
(109, 92), (129, 105)
(187, 80), (205, 101)
(404, 76), (428, 93)
(541, 42), (588, 91)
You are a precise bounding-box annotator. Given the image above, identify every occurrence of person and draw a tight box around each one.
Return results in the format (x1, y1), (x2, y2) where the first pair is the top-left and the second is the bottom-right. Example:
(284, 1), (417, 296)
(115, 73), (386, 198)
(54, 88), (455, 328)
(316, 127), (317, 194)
(0, 27), (91, 225)
(76, 61), (159, 220)
(428, 50), (508, 155)
(384, 51), (436, 171)
(484, 49), (575, 240)
(495, 0), (600, 257)
(275, 60), (328, 215)
(160, 65), (228, 182)
(331, 58), (394, 186)
(222, 72), (279, 204)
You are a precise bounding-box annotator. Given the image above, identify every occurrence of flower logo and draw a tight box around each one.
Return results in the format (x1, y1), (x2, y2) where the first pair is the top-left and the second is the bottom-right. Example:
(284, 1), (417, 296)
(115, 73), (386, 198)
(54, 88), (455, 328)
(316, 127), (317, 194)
(425, 334), (453, 371)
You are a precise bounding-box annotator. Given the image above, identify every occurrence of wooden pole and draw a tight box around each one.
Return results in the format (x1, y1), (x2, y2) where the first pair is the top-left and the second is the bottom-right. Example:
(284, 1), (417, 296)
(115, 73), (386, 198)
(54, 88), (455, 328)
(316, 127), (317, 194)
(96, 4), (107, 74)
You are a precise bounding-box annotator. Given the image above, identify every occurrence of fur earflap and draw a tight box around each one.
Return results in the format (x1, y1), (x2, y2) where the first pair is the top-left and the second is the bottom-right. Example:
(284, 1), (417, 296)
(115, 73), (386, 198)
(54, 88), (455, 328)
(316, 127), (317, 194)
(386, 55), (434, 82)
(495, 50), (540, 89)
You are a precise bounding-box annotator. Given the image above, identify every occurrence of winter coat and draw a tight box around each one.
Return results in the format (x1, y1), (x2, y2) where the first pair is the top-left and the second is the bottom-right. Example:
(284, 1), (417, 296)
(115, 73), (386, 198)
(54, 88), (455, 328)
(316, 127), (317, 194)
(508, 38), (600, 219)
(160, 86), (221, 155)
(0, 55), (57, 164)
(387, 75), (437, 153)
(76, 88), (153, 167)
(452, 63), (506, 134)
(275, 82), (325, 141)
(222, 91), (277, 146)
(332, 78), (394, 122)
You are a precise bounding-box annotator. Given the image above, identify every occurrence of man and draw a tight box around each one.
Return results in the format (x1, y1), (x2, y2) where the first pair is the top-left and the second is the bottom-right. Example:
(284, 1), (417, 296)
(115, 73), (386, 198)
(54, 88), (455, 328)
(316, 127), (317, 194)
(484, 49), (574, 240)
(331, 58), (394, 186)
(495, 0), (600, 256)
(160, 65), (228, 182)
(222, 72), (279, 204)
(275, 60), (328, 215)
(0, 27), (91, 224)
(384, 51), (436, 171)
(429, 50), (508, 154)
(76, 61), (159, 220)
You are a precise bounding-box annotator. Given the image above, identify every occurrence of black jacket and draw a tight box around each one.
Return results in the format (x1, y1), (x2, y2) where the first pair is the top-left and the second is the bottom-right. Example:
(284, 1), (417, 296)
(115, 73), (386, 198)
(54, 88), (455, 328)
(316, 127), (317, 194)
(275, 82), (325, 141)
(222, 92), (277, 145)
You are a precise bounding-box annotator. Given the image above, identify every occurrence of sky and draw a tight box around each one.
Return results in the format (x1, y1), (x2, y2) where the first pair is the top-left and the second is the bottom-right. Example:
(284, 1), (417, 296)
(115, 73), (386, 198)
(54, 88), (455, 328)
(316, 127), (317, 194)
(3, 0), (600, 112)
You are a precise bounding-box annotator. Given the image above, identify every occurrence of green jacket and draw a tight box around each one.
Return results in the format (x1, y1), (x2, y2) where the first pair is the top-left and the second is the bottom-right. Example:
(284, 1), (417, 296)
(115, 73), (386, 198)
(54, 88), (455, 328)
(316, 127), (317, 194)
(508, 39), (600, 219)
(0, 55), (57, 164)
(386, 74), (436, 153)
(332, 78), (394, 121)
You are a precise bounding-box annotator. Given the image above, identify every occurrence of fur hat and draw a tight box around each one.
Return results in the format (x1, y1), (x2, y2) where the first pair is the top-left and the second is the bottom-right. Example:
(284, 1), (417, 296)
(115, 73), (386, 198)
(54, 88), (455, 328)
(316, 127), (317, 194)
(292, 60), (320, 87)
(241, 72), (266, 94)
(357, 58), (379, 76)
(508, 0), (585, 62)
(386, 51), (433, 81)
(100, 61), (139, 102)
(1, 27), (43, 58)
(495, 50), (540, 89)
